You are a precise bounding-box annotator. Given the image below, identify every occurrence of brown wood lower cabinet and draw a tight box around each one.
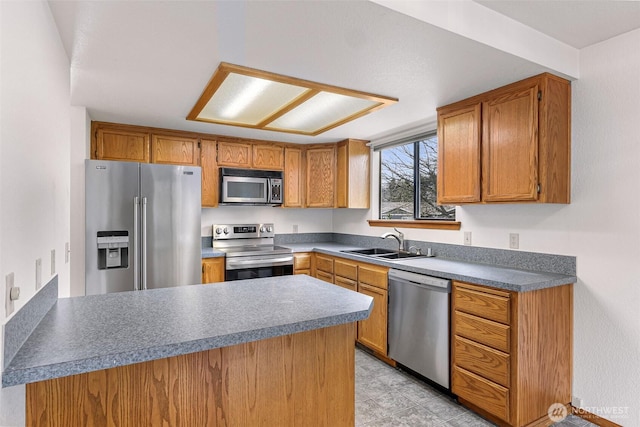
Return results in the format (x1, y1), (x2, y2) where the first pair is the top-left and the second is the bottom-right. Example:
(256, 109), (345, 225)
(452, 281), (572, 427)
(293, 252), (312, 275)
(201, 258), (225, 283)
(26, 323), (356, 426)
(312, 254), (389, 358)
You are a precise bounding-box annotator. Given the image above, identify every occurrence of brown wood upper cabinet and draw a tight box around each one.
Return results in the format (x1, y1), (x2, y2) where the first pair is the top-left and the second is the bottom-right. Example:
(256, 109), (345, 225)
(284, 146), (304, 208)
(151, 134), (199, 166)
(94, 127), (151, 163)
(252, 143), (284, 170)
(437, 73), (571, 204)
(305, 145), (336, 208)
(336, 139), (370, 209)
(200, 139), (218, 208)
(217, 140), (252, 168)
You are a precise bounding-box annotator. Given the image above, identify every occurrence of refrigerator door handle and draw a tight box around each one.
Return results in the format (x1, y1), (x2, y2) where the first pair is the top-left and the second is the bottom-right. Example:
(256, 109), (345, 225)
(133, 197), (140, 291)
(142, 197), (148, 290)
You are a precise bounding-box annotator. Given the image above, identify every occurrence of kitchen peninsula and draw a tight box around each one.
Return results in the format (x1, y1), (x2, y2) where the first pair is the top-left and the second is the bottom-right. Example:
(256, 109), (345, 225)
(2, 275), (373, 426)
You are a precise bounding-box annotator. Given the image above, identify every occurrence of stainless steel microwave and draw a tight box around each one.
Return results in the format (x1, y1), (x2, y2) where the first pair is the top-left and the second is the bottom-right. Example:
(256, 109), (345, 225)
(219, 168), (283, 205)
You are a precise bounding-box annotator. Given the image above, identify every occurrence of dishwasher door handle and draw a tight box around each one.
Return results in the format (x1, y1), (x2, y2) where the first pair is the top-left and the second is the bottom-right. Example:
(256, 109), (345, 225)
(389, 278), (451, 293)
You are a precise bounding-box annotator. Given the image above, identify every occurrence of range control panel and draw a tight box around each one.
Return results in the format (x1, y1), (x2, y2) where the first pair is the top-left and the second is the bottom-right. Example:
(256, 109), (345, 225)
(213, 223), (275, 240)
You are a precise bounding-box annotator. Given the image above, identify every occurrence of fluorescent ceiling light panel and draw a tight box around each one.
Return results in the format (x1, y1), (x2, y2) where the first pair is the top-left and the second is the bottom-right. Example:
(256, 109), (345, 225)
(187, 63), (397, 136)
(268, 92), (379, 133)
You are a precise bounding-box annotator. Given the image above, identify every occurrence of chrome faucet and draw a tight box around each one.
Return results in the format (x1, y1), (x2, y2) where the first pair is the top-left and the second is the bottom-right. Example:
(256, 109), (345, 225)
(381, 228), (405, 252)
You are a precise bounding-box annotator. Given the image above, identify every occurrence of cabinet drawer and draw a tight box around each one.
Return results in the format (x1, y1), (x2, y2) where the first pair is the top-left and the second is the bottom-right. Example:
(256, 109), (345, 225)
(335, 276), (357, 292)
(294, 253), (311, 271)
(315, 255), (334, 274)
(454, 311), (510, 353)
(358, 264), (388, 290)
(335, 260), (358, 281)
(454, 284), (510, 324)
(454, 336), (510, 387)
(452, 366), (509, 422)
(316, 271), (334, 284)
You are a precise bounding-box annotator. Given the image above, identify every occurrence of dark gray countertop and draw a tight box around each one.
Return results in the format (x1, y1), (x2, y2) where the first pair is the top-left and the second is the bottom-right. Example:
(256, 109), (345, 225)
(2, 275), (372, 387)
(201, 247), (225, 258)
(283, 243), (577, 292)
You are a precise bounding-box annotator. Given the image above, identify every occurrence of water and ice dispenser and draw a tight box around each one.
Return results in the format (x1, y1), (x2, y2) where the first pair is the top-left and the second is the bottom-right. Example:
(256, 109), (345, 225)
(97, 231), (129, 269)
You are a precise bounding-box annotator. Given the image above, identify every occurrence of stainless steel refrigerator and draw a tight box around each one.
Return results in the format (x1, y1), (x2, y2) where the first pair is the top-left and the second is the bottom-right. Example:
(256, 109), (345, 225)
(85, 159), (202, 295)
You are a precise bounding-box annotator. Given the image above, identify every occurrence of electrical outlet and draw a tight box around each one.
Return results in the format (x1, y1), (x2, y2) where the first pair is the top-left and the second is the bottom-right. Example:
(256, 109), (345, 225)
(5, 273), (15, 317)
(36, 258), (42, 290)
(292, 224), (298, 233)
(51, 249), (56, 275)
(509, 233), (519, 249)
(65, 242), (70, 264)
(464, 231), (472, 246)
(572, 396), (583, 408)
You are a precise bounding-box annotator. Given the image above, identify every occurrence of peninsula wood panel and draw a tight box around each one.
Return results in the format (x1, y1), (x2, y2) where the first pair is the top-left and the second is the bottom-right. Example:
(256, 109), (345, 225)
(253, 143), (284, 169)
(26, 323), (356, 427)
(305, 146), (336, 208)
(202, 258), (225, 283)
(437, 104), (481, 204)
(151, 134), (199, 166)
(200, 139), (218, 207)
(94, 127), (151, 163)
(284, 146), (304, 207)
(218, 140), (252, 167)
(482, 84), (539, 202)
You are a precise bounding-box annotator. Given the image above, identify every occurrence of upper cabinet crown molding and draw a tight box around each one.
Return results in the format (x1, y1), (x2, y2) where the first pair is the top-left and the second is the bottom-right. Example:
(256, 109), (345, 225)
(437, 73), (571, 205)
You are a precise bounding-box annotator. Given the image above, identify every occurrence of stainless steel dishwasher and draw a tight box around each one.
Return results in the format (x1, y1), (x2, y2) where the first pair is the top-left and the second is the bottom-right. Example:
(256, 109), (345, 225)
(388, 269), (451, 389)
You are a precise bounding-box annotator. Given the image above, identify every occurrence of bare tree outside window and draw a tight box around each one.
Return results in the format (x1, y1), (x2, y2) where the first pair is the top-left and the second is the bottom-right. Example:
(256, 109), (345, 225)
(380, 136), (455, 220)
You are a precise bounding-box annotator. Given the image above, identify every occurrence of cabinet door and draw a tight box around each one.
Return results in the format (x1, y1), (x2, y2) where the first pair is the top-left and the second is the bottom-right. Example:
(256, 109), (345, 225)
(293, 253), (312, 275)
(357, 283), (388, 355)
(95, 128), (150, 162)
(305, 146), (335, 208)
(202, 258), (225, 283)
(253, 144), (283, 170)
(151, 134), (199, 166)
(482, 83), (539, 202)
(437, 104), (481, 204)
(218, 141), (251, 167)
(336, 139), (370, 209)
(200, 139), (218, 207)
(284, 147), (304, 208)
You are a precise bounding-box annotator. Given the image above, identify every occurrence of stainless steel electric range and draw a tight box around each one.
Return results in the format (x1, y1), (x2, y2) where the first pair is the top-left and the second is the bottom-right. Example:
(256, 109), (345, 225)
(212, 223), (293, 281)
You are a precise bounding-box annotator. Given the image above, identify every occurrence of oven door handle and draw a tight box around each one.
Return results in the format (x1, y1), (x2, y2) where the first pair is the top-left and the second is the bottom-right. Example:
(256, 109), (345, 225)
(226, 256), (294, 269)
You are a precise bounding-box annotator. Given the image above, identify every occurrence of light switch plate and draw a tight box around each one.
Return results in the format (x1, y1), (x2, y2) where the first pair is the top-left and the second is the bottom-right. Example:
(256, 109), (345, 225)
(36, 258), (42, 290)
(65, 242), (70, 264)
(292, 224), (298, 233)
(509, 233), (519, 249)
(5, 273), (15, 317)
(51, 249), (56, 275)
(464, 231), (472, 246)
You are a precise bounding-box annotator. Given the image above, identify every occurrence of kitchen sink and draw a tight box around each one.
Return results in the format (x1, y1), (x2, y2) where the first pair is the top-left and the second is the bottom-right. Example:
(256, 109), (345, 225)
(344, 248), (396, 256)
(341, 248), (425, 260)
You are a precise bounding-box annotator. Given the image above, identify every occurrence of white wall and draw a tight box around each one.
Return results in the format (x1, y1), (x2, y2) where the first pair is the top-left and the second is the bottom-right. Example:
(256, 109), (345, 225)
(201, 206), (333, 237)
(69, 107), (91, 297)
(0, 1), (71, 426)
(335, 29), (640, 425)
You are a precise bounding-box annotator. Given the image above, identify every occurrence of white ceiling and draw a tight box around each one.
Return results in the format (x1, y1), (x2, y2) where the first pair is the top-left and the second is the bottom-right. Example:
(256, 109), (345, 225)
(48, 0), (640, 145)
(477, 0), (640, 49)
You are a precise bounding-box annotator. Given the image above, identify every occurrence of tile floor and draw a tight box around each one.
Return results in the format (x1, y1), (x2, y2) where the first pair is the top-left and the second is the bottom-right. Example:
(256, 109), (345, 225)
(355, 348), (595, 427)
